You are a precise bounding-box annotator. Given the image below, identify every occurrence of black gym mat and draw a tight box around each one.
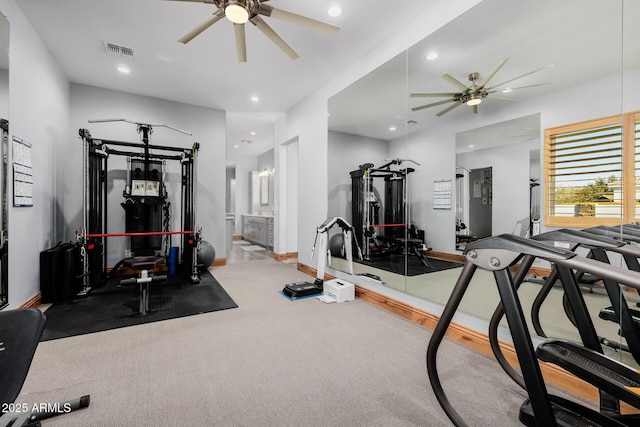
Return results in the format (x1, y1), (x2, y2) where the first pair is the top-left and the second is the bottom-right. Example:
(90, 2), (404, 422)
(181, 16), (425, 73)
(356, 253), (463, 277)
(40, 271), (237, 341)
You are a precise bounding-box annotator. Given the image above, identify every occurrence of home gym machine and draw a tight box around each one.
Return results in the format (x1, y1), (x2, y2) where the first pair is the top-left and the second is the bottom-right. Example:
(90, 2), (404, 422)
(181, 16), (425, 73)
(77, 119), (201, 297)
(282, 217), (361, 299)
(349, 159), (430, 267)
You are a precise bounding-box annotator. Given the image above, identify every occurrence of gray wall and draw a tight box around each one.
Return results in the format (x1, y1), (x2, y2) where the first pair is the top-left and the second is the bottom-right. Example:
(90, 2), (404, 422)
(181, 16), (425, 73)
(1, 0), (70, 308)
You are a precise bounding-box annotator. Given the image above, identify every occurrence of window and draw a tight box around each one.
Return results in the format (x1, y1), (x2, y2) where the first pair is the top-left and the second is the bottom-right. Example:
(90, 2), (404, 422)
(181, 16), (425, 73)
(545, 111), (640, 227)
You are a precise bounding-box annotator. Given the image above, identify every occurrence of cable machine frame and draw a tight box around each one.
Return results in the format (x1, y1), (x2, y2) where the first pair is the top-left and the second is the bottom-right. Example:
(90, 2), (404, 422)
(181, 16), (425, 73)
(77, 122), (201, 295)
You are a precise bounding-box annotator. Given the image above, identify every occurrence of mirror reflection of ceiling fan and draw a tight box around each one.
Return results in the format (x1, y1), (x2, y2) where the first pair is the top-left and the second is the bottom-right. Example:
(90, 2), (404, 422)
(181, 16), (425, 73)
(166, 0), (340, 62)
(410, 59), (552, 116)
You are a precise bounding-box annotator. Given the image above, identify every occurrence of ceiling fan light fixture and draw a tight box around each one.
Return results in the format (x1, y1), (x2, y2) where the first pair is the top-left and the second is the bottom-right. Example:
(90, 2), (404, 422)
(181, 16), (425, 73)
(466, 97), (482, 106)
(225, 2), (249, 24)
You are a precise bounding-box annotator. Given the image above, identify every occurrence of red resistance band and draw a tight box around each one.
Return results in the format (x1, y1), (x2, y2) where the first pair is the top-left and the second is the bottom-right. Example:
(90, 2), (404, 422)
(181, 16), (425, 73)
(85, 231), (195, 238)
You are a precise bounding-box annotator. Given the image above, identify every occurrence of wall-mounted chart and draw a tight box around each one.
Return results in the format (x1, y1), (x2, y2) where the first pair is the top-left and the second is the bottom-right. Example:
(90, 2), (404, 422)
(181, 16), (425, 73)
(12, 136), (33, 207)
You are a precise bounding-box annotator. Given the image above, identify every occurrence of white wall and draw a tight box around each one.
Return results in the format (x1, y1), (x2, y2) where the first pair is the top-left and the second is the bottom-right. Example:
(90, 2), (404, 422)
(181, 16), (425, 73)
(1, 0), (70, 308)
(68, 84), (226, 266)
(0, 68), (7, 118)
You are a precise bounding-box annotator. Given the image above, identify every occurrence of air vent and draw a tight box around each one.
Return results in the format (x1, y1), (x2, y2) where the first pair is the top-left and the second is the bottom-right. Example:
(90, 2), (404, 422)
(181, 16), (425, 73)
(406, 120), (418, 125)
(103, 41), (136, 59)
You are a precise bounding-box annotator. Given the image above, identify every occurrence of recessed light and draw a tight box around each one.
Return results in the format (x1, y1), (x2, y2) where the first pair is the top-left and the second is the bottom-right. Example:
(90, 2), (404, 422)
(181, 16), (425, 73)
(250, 96), (259, 102)
(234, 145), (239, 148)
(389, 126), (396, 131)
(426, 52), (438, 61)
(250, 131), (256, 135)
(468, 144), (474, 148)
(328, 6), (342, 17)
(117, 66), (130, 74)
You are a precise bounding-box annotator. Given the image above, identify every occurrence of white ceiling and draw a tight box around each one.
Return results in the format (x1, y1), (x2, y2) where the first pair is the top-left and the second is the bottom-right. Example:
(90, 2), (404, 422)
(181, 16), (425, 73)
(328, 0), (640, 152)
(15, 0), (440, 157)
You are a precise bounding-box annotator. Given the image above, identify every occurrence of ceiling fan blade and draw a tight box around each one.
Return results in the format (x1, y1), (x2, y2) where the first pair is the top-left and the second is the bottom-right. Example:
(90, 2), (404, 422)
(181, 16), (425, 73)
(478, 58), (508, 88)
(500, 83), (552, 91)
(178, 9), (225, 44)
(441, 73), (470, 92)
(250, 15), (299, 60)
(490, 96), (518, 103)
(410, 92), (458, 98)
(487, 64), (554, 90)
(258, 5), (340, 35)
(234, 23), (247, 63)
(411, 99), (455, 112)
(436, 100), (463, 117)
(163, 0), (216, 3)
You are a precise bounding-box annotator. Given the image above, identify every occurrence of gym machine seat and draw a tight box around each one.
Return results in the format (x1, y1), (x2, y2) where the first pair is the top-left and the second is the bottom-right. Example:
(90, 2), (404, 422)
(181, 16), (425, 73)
(119, 256), (167, 316)
(0, 308), (90, 426)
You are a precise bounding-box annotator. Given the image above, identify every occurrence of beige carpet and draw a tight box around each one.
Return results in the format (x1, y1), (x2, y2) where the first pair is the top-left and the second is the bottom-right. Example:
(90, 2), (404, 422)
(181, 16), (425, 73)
(10, 256), (592, 426)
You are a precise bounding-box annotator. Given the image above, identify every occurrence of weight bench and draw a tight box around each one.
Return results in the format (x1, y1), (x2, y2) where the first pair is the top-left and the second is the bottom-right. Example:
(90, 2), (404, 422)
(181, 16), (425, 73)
(0, 309), (90, 426)
(119, 256), (167, 316)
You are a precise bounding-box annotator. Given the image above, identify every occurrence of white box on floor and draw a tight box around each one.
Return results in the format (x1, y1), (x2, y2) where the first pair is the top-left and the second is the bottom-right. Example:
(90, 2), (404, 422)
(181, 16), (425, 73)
(322, 279), (355, 303)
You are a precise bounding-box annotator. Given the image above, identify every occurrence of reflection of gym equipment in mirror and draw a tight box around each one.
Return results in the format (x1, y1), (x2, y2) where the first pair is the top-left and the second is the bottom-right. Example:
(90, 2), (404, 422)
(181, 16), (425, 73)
(283, 217), (361, 299)
(349, 159), (432, 273)
(526, 226), (640, 366)
(76, 119), (204, 304)
(428, 234), (640, 426)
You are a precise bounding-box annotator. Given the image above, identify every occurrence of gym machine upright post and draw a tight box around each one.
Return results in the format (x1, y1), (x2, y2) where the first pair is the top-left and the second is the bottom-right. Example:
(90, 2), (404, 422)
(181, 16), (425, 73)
(77, 119), (202, 296)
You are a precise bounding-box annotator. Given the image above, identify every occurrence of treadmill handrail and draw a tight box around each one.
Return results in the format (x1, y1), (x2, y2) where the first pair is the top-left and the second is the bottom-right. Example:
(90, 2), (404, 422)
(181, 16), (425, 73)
(465, 234), (640, 291)
(533, 228), (624, 249)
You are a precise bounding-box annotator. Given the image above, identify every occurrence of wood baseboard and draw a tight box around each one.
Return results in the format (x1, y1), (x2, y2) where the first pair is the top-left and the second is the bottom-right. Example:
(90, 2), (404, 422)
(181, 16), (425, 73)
(212, 258), (226, 267)
(20, 292), (42, 309)
(232, 235), (243, 241)
(274, 252), (298, 262)
(426, 250), (465, 263)
(296, 261), (601, 405)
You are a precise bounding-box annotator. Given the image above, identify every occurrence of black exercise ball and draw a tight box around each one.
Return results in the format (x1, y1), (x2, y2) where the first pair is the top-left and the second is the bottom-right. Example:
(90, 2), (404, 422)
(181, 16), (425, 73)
(198, 240), (216, 271)
(329, 233), (345, 258)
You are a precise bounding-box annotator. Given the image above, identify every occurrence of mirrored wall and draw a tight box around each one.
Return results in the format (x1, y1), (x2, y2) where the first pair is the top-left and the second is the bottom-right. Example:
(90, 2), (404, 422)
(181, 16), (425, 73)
(0, 11), (8, 310)
(328, 0), (639, 366)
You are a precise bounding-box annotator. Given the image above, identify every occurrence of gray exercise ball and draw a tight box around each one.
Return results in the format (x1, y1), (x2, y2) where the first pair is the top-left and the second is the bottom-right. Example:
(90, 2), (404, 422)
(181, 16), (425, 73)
(329, 233), (345, 258)
(198, 240), (216, 271)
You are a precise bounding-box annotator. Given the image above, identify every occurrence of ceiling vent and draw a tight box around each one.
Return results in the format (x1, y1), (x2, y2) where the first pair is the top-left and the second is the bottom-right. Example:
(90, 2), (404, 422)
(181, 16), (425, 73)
(103, 41), (136, 59)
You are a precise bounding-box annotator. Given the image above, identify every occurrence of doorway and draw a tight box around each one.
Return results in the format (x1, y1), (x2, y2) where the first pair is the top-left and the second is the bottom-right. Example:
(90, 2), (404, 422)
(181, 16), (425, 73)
(468, 167), (492, 239)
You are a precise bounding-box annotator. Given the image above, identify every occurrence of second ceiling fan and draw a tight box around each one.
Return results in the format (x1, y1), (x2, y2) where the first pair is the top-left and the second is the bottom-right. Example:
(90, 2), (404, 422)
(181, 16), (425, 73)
(410, 59), (552, 116)
(167, 0), (340, 62)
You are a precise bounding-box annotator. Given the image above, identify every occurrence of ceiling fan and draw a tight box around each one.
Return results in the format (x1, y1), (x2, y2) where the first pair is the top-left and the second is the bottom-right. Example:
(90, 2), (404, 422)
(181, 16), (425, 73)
(166, 0), (340, 62)
(410, 59), (552, 116)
